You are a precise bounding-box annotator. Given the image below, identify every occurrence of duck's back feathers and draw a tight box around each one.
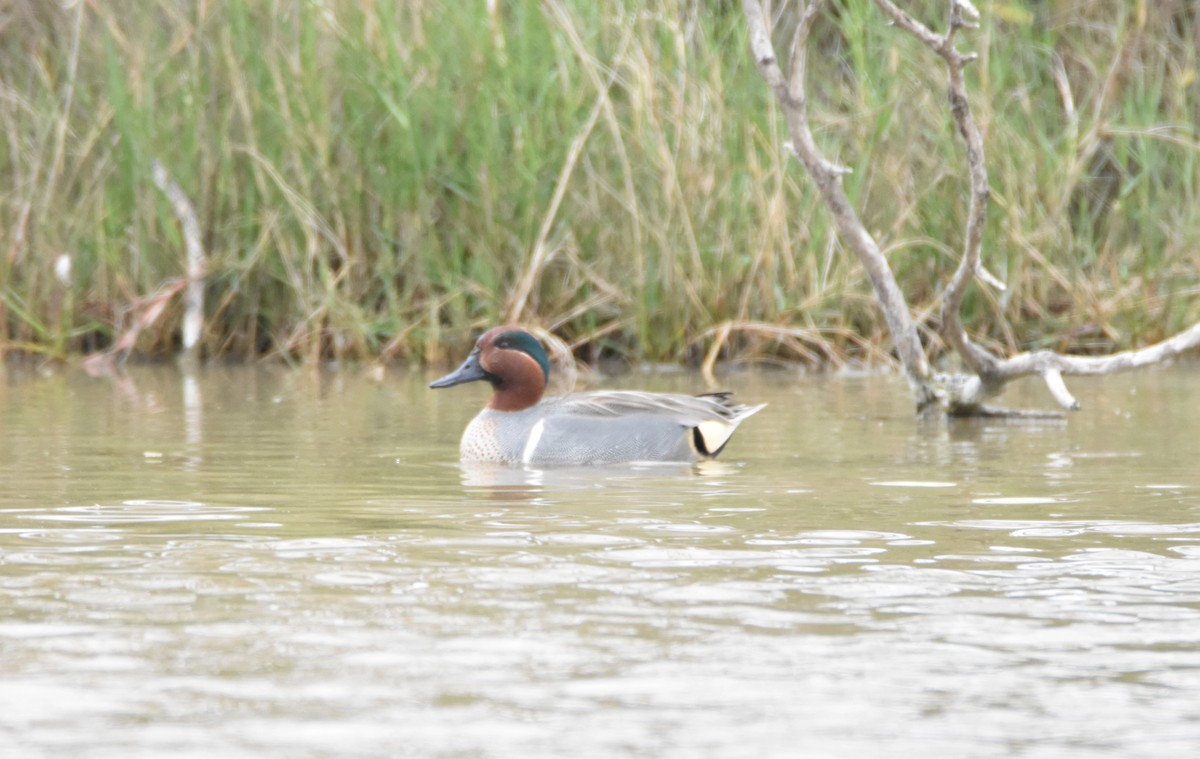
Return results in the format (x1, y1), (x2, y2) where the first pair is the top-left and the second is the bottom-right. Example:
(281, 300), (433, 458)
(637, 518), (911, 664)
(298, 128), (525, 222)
(545, 390), (751, 419)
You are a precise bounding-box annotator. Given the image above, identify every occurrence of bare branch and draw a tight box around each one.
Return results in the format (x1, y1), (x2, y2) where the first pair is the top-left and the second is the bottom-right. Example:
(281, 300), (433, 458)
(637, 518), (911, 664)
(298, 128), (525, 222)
(998, 322), (1200, 378)
(875, 0), (995, 377)
(743, 0), (1200, 417)
(742, 0), (786, 92)
(874, 1), (1200, 411)
(976, 264), (1006, 291)
(1041, 369), (1079, 411)
(742, 0), (934, 407)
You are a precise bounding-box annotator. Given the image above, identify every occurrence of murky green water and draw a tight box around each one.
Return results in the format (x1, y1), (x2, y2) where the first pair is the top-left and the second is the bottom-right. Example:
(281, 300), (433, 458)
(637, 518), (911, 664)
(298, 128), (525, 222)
(2, 362), (1199, 758)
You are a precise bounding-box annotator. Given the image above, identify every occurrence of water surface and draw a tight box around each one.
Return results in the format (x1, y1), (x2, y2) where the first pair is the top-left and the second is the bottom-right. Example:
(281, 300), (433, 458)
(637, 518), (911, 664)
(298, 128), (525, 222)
(2, 362), (1199, 758)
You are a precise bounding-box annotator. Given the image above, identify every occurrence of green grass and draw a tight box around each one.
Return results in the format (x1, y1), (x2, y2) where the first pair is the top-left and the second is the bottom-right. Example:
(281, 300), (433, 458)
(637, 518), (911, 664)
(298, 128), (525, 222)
(1, 0), (1198, 367)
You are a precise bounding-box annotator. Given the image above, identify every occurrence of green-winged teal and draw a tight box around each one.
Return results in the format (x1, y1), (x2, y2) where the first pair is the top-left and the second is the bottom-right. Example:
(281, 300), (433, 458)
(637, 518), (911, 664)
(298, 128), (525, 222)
(430, 326), (765, 465)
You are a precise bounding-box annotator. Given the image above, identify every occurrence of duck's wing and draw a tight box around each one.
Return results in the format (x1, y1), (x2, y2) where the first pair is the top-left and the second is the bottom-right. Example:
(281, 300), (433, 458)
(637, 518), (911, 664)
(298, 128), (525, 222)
(550, 390), (760, 420)
(545, 391), (766, 458)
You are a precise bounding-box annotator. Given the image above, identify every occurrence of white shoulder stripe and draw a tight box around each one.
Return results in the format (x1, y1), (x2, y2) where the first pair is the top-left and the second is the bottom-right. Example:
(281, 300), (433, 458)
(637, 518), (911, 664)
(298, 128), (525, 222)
(522, 419), (546, 464)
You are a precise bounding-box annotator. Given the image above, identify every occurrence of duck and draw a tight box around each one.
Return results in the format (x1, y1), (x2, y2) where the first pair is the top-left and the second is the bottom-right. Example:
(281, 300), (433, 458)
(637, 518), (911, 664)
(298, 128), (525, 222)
(430, 326), (765, 465)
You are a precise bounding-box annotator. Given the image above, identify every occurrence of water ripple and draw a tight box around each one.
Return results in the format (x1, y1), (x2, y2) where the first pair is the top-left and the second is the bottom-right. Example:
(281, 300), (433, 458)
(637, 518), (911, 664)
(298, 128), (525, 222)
(21, 499), (269, 525)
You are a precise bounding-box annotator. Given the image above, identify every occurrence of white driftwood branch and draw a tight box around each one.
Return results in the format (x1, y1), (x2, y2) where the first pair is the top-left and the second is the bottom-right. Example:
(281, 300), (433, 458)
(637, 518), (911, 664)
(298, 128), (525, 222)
(877, 0), (1200, 411)
(1041, 368), (1078, 411)
(152, 159), (206, 356)
(874, 0), (994, 376)
(742, 0), (1200, 416)
(743, 0), (936, 409)
(997, 322), (1200, 380)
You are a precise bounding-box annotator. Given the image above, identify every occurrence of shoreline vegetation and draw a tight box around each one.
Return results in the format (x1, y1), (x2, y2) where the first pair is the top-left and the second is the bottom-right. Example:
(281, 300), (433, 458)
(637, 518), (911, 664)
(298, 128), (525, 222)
(2, 1), (1199, 371)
